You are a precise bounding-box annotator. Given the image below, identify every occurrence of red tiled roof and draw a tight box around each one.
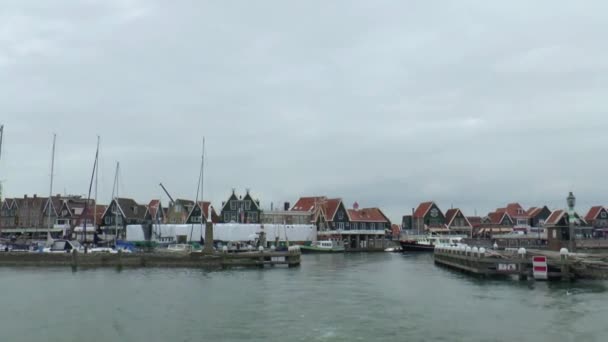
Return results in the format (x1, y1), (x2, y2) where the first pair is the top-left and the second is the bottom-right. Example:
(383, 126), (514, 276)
(95, 205), (107, 224)
(585, 206), (604, 222)
(413, 202), (434, 219)
(488, 211), (511, 225)
(506, 203), (528, 218)
(347, 208), (389, 223)
(444, 208), (471, 228)
(291, 196), (325, 212)
(467, 216), (482, 227)
(324, 198), (342, 221)
(526, 207), (540, 217)
(198, 201), (219, 222)
(545, 210), (565, 226)
(148, 199), (161, 218)
(445, 209), (458, 225)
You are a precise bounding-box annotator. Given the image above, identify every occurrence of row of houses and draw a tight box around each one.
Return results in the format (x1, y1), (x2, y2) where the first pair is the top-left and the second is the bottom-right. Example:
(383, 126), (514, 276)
(0, 190), (392, 248)
(0, 194), (105, 235)
(402, 200), (608, 237)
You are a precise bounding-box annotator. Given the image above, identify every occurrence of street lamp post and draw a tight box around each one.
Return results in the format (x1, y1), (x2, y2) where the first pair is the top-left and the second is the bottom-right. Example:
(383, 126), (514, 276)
(567, 192), (576, 253)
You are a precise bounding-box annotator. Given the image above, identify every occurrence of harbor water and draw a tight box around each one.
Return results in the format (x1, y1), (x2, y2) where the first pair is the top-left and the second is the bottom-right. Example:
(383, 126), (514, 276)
(1, 253), (607, 342)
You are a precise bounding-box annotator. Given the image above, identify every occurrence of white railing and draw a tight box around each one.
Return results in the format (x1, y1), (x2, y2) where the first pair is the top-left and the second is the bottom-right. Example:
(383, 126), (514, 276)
(318, 229), (385, 235)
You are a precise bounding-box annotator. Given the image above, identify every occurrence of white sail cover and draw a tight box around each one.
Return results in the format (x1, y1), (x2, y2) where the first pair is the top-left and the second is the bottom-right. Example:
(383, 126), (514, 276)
(126, 223), (316, 243)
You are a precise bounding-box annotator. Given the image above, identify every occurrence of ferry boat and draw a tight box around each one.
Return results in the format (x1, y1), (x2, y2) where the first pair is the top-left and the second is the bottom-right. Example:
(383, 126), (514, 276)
(299, 240), (345, 254)
(400, 235), (464, 252)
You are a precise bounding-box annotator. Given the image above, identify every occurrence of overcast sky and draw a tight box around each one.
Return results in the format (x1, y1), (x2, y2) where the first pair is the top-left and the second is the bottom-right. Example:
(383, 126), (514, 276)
(1, 0), (607, 222)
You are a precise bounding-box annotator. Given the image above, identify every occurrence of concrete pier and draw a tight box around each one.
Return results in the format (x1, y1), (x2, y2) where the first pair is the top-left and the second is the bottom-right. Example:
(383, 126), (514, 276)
(433, 246), (566, 280)
(0, 249), (301, 270)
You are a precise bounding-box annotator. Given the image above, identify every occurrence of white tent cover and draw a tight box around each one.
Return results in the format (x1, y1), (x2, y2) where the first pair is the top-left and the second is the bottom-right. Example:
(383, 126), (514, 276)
(126, 223), (316, 243)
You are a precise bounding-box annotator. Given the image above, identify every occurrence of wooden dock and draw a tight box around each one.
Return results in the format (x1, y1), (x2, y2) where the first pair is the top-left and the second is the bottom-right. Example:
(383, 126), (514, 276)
(0, 248), (302, 270)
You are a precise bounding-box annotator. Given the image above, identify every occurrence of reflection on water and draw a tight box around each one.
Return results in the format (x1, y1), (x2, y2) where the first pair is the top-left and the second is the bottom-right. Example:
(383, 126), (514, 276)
(0, 253), (607, 342)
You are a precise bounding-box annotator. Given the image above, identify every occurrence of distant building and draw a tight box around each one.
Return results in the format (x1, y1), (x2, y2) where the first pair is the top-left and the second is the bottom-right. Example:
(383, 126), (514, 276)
(100, 198), (148, 238)
(526, 206), (552, 228)
(261, 210), (313, 225)
(186, 201), (220, 224)
(545, 209), (589, 251)
(144, 199), (166, 224)
(292, 196), (390, 250)
(444, 208), (472, 235)
(1, 194), (86, 238)
(412, 201), (445, 231)
(584, 206), (608, 228)
(220, 189), (262, 224)
(166, 199), (195, 224)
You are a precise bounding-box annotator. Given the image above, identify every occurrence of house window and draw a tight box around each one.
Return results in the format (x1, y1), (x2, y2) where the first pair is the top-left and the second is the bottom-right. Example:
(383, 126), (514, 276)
(230, 202), (236, 210)
(338, 222), (344, 230)
(230, 213), (237, 222)
(245, 201), (251, 210)
(338, 211), (344, 220)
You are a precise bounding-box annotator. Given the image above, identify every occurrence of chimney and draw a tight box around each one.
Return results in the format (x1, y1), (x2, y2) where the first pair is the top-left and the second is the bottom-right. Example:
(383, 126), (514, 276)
(24, 195), (27, 199)
(33, 194), (37, 199)
(271, 202), (274, 211)
(284, 202), (290, 211)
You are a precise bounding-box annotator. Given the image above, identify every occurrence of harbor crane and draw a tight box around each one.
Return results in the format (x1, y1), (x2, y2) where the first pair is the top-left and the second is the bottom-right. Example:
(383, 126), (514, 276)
(159, 182), (175, 205)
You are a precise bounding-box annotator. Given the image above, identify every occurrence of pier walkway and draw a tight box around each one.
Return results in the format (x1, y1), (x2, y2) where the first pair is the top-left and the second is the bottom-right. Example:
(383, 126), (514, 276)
(432, 246), (608, 280)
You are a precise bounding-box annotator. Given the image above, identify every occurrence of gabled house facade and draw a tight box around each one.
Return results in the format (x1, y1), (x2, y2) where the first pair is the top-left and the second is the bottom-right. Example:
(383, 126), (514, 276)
(220, 189), (261, 224)
(545, 209), (590, 251)
(444, 208), (472, 234)
(527, 206), (552, 228)
(584, 206), (608, 228)
(145, 199), (165, 224)
(488, 208), (514, 227)
(166, 199), (195, 224)
(505, 203), (529, 227)
(186, 201), (219, 224)
(292, 196), (389, 250)
(412, 201), (445, 231)
(0, 198), (19, 228)
(100, 198), (148, 238)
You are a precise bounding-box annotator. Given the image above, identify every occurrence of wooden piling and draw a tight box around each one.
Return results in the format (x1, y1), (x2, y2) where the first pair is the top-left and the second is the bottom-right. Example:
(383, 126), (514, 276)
(71, 249), (78, 271)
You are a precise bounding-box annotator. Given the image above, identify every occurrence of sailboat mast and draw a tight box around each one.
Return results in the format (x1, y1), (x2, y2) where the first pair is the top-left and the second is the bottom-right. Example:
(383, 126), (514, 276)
(0, 124), (4, 203)
(113, 162), (120, 245)
(47, 133), (56, 241)
(93, 136), (99, 227)
(200, 138), (205, 237)
(82, 137), (100, 248)
(190, 139), (205, 243)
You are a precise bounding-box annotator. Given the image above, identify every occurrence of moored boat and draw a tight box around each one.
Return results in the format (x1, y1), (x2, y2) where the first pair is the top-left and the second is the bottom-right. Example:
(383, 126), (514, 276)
(400, 235), (464, 252)
(299, 240), (344, 254)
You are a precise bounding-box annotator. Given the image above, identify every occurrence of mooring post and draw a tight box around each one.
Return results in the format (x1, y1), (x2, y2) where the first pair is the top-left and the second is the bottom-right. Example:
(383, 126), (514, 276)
(203, 206), (215, 255)
(560, 248), (570, 281)
(518, 248), (527, 280)
(71, 249), (78, 271)
(117, 249), (123, 270)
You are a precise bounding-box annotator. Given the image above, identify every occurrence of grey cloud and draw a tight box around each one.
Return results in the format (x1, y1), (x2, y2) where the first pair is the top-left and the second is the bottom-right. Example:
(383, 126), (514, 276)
(1, 0), (607, 223)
